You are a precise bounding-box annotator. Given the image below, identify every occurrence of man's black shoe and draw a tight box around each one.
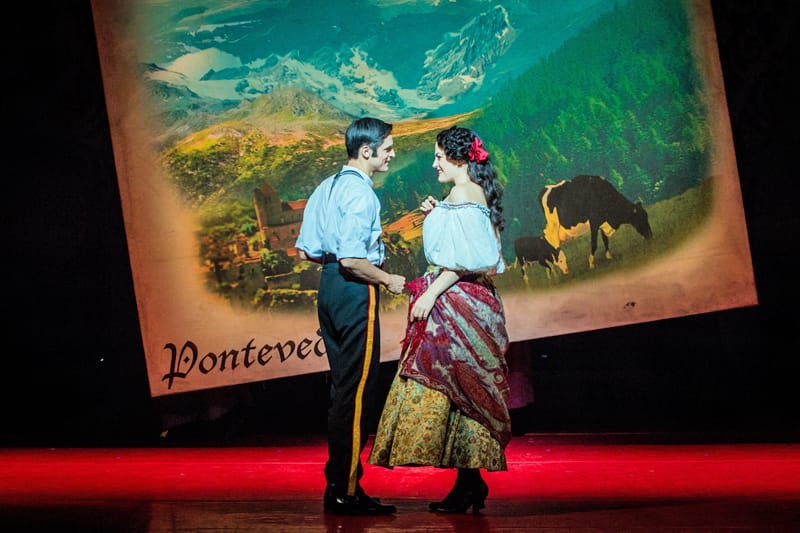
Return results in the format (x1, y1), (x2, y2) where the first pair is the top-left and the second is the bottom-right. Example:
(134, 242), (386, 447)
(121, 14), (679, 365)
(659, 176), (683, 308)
(323, 486), (397, 515)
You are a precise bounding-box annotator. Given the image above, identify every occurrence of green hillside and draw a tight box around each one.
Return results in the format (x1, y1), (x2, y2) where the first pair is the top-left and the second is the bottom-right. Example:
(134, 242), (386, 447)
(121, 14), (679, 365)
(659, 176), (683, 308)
(471, 0), (711, 250)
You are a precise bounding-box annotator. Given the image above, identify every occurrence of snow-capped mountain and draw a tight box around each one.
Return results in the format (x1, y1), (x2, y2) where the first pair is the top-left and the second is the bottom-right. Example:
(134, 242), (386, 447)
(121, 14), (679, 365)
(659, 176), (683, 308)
(418, 5), (515, 100)
(138, 1), (623, 126)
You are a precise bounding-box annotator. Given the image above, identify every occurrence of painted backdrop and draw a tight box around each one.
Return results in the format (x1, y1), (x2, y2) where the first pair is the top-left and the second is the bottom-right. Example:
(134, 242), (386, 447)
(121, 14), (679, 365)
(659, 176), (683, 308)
(90, 0), (756, 397)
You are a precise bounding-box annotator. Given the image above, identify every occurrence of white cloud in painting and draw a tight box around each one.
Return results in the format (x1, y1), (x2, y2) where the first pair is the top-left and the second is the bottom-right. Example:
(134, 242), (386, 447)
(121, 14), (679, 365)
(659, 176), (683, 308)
(163, 48), (243, 80)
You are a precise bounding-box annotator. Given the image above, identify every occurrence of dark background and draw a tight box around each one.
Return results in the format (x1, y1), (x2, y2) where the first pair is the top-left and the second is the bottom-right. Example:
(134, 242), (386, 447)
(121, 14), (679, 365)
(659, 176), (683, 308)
(3, 1), (797, 446)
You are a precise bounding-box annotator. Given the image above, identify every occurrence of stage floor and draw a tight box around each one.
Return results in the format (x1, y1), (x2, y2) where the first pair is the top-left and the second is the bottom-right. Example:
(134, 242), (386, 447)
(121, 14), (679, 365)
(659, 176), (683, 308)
(2, 433), (799, 532)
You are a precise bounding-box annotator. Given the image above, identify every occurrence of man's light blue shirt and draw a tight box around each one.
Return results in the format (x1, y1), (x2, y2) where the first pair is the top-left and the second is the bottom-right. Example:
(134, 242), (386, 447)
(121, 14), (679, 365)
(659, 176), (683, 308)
(295, 165), (385, 266)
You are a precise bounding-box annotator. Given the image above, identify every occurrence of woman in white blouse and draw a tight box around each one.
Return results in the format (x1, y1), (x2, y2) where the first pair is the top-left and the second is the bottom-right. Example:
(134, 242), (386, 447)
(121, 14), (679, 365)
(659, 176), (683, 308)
(369, 126), (511, 514)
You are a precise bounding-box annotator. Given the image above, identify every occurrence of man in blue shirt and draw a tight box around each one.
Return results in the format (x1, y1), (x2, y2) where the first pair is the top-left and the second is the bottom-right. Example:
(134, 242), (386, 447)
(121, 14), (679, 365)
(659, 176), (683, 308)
(296, 117), (406, 515)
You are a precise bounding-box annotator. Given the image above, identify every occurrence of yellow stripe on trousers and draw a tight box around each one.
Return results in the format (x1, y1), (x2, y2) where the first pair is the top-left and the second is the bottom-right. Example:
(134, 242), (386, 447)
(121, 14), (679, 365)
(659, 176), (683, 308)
(348, 284), (377, 496)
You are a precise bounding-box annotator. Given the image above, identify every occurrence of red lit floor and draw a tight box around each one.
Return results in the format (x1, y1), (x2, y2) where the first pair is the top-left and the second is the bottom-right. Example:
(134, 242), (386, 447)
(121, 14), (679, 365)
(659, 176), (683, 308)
(1, 433), (799, 531)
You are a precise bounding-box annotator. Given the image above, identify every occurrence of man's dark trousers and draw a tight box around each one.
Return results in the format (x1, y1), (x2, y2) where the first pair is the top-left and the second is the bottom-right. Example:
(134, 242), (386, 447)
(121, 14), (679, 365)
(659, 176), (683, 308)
(317, 261), (382, 497)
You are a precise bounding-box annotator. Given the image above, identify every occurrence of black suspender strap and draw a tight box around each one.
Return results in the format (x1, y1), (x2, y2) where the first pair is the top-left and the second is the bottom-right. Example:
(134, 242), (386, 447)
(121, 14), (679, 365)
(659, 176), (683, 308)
(328, 169), (363, 199)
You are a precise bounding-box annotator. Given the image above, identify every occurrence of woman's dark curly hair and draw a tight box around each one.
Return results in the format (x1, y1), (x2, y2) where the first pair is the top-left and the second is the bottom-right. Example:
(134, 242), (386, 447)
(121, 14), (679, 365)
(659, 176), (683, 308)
(436, 125), (505, 231)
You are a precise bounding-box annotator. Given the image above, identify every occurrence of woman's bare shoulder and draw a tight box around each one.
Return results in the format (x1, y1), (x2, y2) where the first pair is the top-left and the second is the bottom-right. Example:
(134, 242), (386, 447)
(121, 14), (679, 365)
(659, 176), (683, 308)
(447, 182), (486, 205)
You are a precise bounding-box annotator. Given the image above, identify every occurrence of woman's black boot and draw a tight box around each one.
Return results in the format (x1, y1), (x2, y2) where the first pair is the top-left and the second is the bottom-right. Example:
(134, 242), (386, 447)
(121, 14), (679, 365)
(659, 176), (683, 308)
(429, 468), (489, 514)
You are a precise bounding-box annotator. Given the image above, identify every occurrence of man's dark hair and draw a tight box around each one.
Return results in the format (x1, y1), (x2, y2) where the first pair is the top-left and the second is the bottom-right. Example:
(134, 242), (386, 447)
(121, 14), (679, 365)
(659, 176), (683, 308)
(345, 117), (392, 159)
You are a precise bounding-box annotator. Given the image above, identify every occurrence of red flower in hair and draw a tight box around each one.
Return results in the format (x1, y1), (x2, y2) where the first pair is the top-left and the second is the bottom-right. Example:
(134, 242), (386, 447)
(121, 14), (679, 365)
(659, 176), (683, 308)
(468, 137), (489, 163)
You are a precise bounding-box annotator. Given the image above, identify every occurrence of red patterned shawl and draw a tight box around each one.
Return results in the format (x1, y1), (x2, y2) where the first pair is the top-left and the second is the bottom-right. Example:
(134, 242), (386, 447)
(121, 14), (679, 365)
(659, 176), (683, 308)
(399, 271), (512, 447)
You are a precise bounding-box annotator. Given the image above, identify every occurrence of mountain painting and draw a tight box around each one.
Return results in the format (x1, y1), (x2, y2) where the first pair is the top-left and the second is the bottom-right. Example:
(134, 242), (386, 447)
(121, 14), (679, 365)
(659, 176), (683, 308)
(90, 0), (756, 396)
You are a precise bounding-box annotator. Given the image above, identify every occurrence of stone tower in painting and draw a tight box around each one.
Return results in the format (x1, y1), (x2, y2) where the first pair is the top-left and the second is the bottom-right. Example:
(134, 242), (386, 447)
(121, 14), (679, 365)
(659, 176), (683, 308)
(253, 184), (306, 254)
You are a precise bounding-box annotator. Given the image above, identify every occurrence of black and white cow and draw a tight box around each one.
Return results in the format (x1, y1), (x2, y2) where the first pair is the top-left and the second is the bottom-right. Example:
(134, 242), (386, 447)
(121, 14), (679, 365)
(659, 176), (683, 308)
(538, 175), (652, 268)
(514, 235), (568, 280)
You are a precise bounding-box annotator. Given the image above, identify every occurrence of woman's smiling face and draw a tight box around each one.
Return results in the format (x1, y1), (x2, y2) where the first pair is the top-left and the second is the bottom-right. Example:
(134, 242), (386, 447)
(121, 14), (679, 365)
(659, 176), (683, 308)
(432, 142), (463, 184)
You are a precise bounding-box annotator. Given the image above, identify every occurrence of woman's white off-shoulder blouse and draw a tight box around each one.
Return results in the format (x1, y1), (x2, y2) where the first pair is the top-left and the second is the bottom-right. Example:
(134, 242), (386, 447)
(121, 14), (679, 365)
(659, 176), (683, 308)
(422, 201), (505, 275)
